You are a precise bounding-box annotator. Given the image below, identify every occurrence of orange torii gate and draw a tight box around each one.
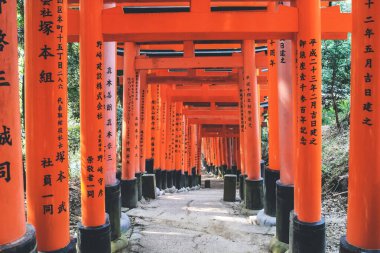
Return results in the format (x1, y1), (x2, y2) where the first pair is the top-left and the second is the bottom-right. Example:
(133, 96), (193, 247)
(6, 1), (380, 253)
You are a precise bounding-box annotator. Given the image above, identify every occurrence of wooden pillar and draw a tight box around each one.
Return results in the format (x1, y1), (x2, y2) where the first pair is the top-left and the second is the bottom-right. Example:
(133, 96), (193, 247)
(0, 0), (36, 250)
(103, 2), (121, 241)
(243, 40), (261, 180)
(293, 1), (325, 251)
(103, 17), (117, 186)
(144, 84), (153, 170)
(78, 0), (111, 251)
(121, 42), (139, 208)
(243, 40), (263, 210)
(341, 1), (380, 251)
(239, 70), (246, 177)
(25, 0), (72, 251)
(267, 39), (280, 172)
(175, 102), (184, 175)
(139, 72), (147, 174)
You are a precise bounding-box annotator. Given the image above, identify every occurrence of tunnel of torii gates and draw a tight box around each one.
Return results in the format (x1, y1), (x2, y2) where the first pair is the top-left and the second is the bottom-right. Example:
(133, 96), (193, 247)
(0, 0), (379, 253)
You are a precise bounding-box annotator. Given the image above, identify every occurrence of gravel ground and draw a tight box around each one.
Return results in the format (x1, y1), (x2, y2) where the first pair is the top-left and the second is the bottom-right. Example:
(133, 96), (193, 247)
(323, 194), (348, 253)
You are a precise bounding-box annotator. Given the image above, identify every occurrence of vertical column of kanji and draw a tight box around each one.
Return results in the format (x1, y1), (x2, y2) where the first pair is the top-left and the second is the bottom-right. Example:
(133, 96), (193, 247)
(182, 116), (189, 186)
(275, 36), (296, 245)
(340, 1), (380, 252)
(144, 84), (153, 173)
(243, 40), (263, 211)
(175, 102), (184, 188)
(238, 69), (247, 200)
(264, 36), (281, 220)
(121, 42), (139, 208)
(160, 86), (168, 190)
(189, 124), (196, 187)
(0, 1), (37, 252)
(169, 101), (177, 187)
(78, 0), (111, 252)
(103, 2), (121, 242)
(139, 72), (147, 176)
(24, 0), (74, 251)
(293, 1), (325, 252)
(154, 84), (162, 188)
(191, 124), (197, 185)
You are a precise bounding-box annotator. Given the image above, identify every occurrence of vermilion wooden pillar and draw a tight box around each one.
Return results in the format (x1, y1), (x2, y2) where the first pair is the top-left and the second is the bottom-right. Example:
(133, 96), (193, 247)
(25, 0), (74, 251)
(121, 42), (139, 208)
(341, 2), (380, 252)
(175, 102), (185, 188)
(78, 0), (111, 251)
(168, 101), (177, 187)
(0, 1), (36, 251)
(239, 69), (247, 199)
(153, 84), (162, 180)
(264, 36), (281, 218)
(103, 3), (121, 240)
(144, 84), (153, 172)
(139, 72), (147, 175)
(293, 1), (325, 252)
(275, 38), (297, 244)
(103, 16), (117, 186)
(243, 40), (264, 210)
(160, 86), (168, 189)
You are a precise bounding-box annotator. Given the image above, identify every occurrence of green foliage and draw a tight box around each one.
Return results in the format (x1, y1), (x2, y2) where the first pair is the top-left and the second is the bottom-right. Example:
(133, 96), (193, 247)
(322, 39), (351, 127)
(68, 43), (80, 121)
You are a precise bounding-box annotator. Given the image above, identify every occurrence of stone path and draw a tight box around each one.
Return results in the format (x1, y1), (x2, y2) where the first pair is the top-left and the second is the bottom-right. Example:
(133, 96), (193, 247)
(125, 175), (275, 253)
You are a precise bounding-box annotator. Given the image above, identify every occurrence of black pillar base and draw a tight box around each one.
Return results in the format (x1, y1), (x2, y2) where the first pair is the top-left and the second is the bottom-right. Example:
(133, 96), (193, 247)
(196, 175), (201, 186)
(339, 236), (379, 253)
(239, 174), (247, 201)
(276, 180), (294, 244)
(184, 171), (189, 187)
(175, 170), (181, 189)
(135, 172), (142, 201)
(292, 216), (326, 253)
(167, 170), (174, 188)
(226, 168), (233, 175)
(237, 170), (241, 182)
(0, 224), (37, 253)
(142, 174), (156, 199)
(154, 169), (162, 190)
(191, 168), (196, 187)
(245, 178), (264, 210)
(105, 180), (121, 241)
(232, 165), (238, 175)
(260, 160), (265, 178)
(264, 168), (280, 217)
(121, 178), (138, 209)
(78, 217), (111, 253)
(222, 165), (227, 176)
(180, 173), (186, 188)
(116, 170), (121, 181)
(145, 159), (154, 174)
(161, 170), (167, 190)
(214, 166), (219, 176)
(224, 175), (237, 202)
(205, 179), (211, 188)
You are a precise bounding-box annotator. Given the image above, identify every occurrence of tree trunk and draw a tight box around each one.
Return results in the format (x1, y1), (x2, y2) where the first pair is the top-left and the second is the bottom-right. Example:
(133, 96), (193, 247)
(330, 68), (341, 129)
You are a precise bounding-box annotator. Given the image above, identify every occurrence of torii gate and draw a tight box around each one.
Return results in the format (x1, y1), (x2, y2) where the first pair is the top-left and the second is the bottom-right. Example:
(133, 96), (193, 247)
(2, 1), (379, 253)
